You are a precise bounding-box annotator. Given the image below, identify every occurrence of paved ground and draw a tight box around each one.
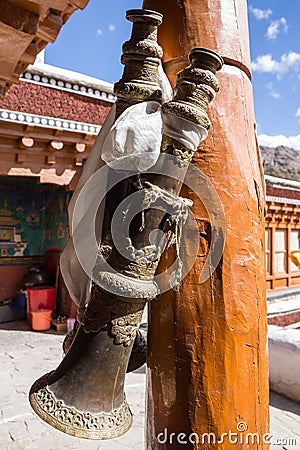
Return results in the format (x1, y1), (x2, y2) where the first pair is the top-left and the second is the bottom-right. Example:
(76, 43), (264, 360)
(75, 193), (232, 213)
(1, 320), (300, 449)
(0, 321), (145, 450)
(270, 392), (300, 449)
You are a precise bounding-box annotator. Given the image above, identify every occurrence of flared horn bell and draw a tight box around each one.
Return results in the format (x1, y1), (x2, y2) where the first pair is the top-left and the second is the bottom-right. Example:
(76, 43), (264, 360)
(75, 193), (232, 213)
(30, 319), (134, 439)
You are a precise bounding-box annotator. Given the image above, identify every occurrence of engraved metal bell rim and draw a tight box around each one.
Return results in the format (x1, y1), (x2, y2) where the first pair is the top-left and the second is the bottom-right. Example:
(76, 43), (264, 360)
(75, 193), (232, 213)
(29, 323), (137, 440)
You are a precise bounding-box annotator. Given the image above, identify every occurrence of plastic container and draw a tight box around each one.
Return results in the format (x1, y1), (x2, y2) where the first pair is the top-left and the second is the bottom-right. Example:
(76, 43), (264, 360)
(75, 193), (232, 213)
(27, 286), (56, 324)
(67, 317), (76, 333)
(31, 309), (52, 331)
(10, 292), (27, 319)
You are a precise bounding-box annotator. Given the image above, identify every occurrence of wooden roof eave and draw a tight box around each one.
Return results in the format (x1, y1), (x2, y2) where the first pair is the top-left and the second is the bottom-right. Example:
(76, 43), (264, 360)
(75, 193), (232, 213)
(0, 0), (90, 97)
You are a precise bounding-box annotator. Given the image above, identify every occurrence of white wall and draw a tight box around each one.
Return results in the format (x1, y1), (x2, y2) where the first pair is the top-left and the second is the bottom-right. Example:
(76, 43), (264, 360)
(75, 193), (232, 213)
(268, 325), (300, 402)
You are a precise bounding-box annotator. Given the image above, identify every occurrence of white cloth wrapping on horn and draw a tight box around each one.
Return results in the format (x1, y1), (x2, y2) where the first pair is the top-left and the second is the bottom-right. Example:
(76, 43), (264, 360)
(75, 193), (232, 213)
(60, 104), (116, 306)
(99, 63), (174, 172)
(163, 113), (208, 150)
(101, 101), (163, 172)
(158, 63), (173, 104)
(60, 65), (208, 307)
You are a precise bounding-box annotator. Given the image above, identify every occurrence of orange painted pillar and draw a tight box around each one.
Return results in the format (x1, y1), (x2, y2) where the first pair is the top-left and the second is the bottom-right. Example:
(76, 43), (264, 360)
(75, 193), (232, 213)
(142, 0), (269, 448)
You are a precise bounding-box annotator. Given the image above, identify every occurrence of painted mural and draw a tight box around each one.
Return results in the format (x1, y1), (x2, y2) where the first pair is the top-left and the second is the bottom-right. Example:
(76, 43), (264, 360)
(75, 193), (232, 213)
(0, 177), (69, 261)
(44, 188), (70, 250)
(0, 200), (27, 257)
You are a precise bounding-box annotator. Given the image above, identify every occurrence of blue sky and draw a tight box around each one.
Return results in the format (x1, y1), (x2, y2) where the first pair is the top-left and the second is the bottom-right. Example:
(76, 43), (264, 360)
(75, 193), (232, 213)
(45, 0), (300, 149)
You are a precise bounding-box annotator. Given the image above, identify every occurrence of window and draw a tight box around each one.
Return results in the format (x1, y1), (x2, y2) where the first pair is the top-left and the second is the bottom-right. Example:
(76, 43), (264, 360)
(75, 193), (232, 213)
(265, 228), (271, 274)
(275, 229), (286, 273)
(290, 230), (300, 271)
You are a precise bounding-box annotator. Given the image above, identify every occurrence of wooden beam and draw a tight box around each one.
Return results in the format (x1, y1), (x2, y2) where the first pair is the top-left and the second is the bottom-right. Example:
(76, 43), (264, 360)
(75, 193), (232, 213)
(0, 0), (38, 35)
(37, 11), (62, 43)
(49, 140), (64, 151)
(75, 142), (86, 153)
(0, 1), (91, 97)
(22, 42), (38, 65)
(19, 136), (34, 148)
(75, 156), (83, 166)
(47, 155), (56, 164)
(0, 122), (95, 145)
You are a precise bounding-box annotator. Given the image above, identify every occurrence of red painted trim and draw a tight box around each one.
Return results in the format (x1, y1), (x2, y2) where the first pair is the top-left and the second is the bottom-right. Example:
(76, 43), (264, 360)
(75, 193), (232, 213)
(266, 185), (300, 200)
(0, 82), (112, 126)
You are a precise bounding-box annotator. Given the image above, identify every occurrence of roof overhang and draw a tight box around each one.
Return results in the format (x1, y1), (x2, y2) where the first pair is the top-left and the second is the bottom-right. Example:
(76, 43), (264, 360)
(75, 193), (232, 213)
(0, 108), (99, 186)
(0, 0), (90, 96)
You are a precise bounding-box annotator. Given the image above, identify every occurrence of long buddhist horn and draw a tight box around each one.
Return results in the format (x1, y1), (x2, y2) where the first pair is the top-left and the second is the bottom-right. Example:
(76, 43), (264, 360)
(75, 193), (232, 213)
(29, 9), (222, 440)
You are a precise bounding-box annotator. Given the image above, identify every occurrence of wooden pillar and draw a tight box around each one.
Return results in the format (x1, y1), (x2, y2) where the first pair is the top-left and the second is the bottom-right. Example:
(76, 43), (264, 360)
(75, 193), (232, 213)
(142, 0), (269, 448)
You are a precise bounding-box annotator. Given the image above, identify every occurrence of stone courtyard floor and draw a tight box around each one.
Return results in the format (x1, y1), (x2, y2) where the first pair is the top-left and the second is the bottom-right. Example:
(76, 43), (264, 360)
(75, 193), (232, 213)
(1, 320), (300, 449)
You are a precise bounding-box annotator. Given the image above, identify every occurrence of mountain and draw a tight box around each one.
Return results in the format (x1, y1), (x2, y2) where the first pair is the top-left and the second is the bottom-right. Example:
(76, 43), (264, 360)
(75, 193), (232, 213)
(260, 145), (300, 182)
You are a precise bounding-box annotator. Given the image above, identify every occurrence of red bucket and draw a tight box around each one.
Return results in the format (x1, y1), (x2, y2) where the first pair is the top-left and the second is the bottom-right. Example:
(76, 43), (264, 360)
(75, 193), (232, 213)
(27, 286), (56, 324)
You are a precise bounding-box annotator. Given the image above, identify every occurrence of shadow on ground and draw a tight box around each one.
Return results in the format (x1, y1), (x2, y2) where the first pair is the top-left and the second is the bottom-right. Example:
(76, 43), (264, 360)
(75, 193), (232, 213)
(0, 319), (65, 335)
(270, 390), (300, 416)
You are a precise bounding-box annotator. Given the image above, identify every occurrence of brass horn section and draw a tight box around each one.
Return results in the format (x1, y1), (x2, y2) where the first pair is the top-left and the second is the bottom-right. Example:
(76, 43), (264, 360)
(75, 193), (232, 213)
(161, 47), (223, 164)
(114, 8), (163, 117)
(163, 47), (223, 129)
(29, 9), (223, 440)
